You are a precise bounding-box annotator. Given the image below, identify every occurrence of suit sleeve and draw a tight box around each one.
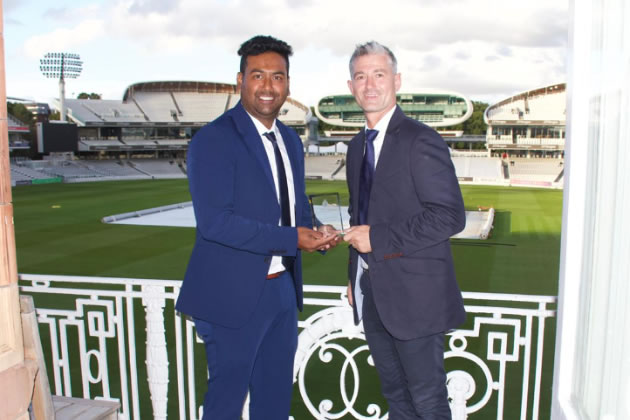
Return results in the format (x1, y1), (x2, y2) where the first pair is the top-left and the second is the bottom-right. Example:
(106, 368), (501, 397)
(369, 128), (466, 262)
(188, 126), (298, 257)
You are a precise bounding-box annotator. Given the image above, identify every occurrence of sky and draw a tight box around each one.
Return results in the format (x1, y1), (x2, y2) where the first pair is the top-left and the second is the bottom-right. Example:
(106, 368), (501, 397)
(4, 0), (568, 108)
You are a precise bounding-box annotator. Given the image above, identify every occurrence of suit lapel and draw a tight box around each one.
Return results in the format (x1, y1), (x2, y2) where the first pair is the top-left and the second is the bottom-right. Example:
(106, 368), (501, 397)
(278, 123), (301, 220)
(373, 106), (404, 182)
(230, 102), (277, 198)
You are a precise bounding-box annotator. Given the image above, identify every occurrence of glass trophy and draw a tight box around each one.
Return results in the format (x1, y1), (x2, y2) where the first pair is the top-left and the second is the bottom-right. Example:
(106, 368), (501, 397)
(308, 193), (347, 236)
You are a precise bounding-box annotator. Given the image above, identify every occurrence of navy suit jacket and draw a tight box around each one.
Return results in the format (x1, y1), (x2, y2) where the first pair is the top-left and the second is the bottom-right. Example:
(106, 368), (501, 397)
(347, 106), (467, 340)
(176, 102), (311, 328)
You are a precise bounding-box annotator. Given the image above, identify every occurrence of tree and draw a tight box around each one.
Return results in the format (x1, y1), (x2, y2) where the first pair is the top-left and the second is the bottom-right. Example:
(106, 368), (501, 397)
(77, 92), (102, 99)
(450, 101), (489, 135)
(7, 102), (38, 157)
(6, 102), (33, 124)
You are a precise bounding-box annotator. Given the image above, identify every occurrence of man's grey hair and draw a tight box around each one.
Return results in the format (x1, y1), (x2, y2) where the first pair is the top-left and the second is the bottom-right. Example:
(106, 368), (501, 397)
(349, 41), (398, 77)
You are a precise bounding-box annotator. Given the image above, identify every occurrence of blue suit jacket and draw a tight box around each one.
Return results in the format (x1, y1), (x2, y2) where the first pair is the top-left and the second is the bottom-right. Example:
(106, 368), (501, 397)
(347, 106), (467, 340)
(176, 102), (311, 328)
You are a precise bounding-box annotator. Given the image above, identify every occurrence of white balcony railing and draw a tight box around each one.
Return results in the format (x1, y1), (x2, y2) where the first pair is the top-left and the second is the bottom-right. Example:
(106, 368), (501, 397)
(18, 274), (556, 420)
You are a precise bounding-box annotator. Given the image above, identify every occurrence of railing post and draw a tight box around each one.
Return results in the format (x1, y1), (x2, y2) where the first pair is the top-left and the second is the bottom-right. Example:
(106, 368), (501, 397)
(447, 370), (475, 420)
(142, 284), (169, 420)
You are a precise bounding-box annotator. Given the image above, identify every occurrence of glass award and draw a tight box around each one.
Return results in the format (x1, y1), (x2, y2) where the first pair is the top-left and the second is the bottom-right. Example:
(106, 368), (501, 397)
(308, 193), (347, 236)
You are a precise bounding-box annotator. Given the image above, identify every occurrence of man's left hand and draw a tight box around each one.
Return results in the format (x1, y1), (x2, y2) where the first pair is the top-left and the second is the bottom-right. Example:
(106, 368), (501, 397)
(343, 225), (371, 253)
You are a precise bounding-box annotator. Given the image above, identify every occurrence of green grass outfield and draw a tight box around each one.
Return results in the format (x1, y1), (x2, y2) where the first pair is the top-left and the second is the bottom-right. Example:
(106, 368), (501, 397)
(12, 179), (562, 418)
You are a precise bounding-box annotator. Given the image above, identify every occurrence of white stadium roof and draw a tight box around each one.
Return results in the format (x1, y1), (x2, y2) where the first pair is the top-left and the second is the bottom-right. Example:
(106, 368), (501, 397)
(57, 80), (310, 127)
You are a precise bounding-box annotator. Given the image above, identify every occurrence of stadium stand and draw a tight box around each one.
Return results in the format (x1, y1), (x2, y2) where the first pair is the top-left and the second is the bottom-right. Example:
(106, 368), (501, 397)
(129, 159), (186, 178)
(58, 82), (310, 160)
(304, 156), (345, 180)
(484, 83), (565, 158)
(37, 161), (104, 179)
(315, 91), (473, 128)
(227, 94), (240, 109)
(451, 157), (504, 180)
(82, 160), (149, 178)
(65, 99), (146, 124)
(508, 159), (564, 183)
(306, 142), (347, 154)
(10, 164), (56, 182)
(173, 92), (231, 123)
(132, 91), (179, 122)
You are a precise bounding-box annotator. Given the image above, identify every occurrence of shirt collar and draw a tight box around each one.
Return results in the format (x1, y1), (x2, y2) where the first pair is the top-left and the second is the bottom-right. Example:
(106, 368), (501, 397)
(366, 105), (396, 134)
(246, 112), (278, 137)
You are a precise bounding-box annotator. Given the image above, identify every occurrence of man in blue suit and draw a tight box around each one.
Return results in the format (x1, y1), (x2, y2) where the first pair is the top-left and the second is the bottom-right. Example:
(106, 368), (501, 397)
(343, 42), (467, 419)
(176, 35), (336, 419)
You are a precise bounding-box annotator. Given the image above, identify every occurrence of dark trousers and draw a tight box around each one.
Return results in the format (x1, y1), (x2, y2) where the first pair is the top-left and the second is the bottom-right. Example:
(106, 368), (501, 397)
(194, 271), (297, 420)
(361, 271), (451, 420)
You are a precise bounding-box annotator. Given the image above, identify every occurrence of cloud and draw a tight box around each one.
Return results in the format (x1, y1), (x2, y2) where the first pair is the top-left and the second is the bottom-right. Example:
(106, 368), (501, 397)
(128, 0), (179, 14)
(43, 7), (70, 20)
(12, 0), (569, 105)
(400, 41), (566, 103)
(23, 19), (106, 59)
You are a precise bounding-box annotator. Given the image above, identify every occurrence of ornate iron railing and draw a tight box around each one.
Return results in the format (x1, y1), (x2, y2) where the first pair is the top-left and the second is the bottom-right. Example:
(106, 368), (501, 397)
(18, 274), (556, 420)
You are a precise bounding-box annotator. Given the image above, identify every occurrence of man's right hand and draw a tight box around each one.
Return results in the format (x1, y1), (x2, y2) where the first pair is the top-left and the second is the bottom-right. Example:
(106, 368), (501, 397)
(297, 227), (336, 252)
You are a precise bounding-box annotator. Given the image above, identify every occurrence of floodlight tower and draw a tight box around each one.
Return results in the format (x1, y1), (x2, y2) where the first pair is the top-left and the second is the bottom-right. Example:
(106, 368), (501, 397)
(39, 52), (83, 121)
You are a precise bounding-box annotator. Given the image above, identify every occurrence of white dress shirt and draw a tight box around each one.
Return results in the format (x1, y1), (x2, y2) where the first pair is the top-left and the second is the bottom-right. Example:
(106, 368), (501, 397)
(359, 105), (397, 271)
(247, 113), (296, 275)
(368, 105), (397, 167)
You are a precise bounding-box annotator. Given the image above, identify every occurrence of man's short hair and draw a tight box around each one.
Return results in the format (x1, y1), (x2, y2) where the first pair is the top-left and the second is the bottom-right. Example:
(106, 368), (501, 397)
(238, 35), (293, 74)
(349, 41), (398, 77)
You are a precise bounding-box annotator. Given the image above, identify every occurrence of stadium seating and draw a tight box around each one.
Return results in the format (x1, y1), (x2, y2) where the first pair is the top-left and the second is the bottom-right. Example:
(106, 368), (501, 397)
(451, 157), (503, 179)
(508, 159), (564, 183)
(173, 92), (231, 123)
(38, 162), (103, 179)
(129, 159), (186, 178)
(132, 91), (179, 122)
(66, 99), (146, 124)
(82, 160), (149, 178)
(304, 155), (345, 180)
(10, 165), (56, 182)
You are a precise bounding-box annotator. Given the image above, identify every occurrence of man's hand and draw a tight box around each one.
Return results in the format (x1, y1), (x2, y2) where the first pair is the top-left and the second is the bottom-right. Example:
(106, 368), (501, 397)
(297, 227), (336, 252)
(316, 224), (342, 250)
(343, 225), (372, 253)
(346, 282), (353, 306)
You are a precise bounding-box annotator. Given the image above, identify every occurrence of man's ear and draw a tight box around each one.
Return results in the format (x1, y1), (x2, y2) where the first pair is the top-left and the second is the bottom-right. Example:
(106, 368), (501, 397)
(347, 80), (354, 95)
(236, 72), (243, 92)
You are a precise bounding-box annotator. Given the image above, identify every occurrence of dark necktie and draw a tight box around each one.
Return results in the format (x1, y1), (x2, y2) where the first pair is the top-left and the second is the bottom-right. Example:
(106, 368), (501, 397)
(264, 131), (291, 227)
(264, 131), (294, 272)
(358, 129), (379, 226)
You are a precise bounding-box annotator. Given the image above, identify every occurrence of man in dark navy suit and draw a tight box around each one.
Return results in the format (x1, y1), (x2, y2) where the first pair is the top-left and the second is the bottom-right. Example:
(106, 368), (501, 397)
(176, 35), (336, 419)
(343, 41), (467, 419)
